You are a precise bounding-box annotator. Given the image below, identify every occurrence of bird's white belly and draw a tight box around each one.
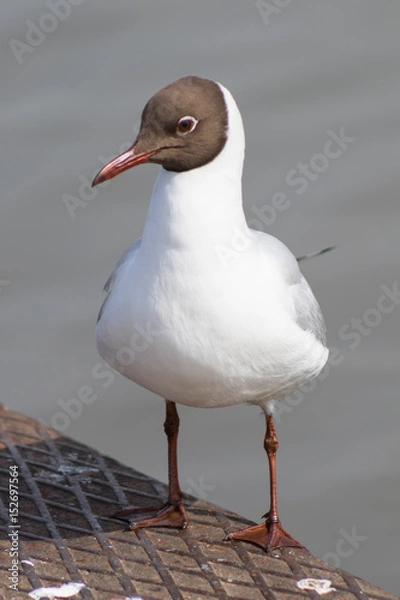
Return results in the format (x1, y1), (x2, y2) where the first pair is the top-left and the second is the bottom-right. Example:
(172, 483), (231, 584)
(96, 253), (328, 408)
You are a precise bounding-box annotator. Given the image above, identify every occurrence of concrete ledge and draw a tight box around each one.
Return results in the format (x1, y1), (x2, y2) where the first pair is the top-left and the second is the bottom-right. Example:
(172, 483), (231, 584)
(0, 404), (397, 600)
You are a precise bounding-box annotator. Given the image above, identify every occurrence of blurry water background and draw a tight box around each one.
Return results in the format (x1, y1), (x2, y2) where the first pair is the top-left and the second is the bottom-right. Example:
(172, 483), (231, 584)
(1, 1), (399, 593)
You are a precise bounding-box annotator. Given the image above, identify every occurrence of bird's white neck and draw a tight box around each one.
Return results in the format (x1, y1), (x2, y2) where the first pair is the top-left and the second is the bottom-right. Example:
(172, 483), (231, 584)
(140, 85), (248, 253)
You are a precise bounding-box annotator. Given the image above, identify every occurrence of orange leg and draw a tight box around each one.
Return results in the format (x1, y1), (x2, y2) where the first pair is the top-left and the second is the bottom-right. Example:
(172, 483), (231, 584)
(112, 400), (188, 530)
(228, 413), (305, 551)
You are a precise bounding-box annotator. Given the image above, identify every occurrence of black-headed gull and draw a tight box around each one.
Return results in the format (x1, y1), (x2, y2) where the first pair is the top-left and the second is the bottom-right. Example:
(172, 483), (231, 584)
(92, 76), (329, 551)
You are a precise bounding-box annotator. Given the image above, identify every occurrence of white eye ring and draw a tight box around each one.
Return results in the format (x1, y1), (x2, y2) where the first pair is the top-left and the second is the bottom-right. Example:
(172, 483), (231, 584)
(176, 116), (198, 134)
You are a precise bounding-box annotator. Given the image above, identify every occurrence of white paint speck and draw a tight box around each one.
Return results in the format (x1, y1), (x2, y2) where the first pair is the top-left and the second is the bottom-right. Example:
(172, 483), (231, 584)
(36, 462), (99, 483)
(297, 578), (336, 595)
(28, 582), (85, 599)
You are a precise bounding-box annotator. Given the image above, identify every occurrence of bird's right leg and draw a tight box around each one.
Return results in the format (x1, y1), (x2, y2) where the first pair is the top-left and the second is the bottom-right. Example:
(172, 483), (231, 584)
(112, 400), (188, 529)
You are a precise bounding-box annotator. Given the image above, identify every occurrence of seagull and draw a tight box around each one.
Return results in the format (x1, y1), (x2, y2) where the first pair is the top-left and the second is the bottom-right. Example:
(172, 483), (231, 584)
(92, 76), (329, 551)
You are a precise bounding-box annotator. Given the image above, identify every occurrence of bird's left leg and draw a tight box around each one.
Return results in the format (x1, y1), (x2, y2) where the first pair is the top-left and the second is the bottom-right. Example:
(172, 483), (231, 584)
(227, 411), (305, 551)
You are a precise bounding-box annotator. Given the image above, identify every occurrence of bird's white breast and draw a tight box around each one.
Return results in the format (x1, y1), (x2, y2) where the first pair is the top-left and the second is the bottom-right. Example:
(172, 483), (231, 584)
(96, 229), (327, 408)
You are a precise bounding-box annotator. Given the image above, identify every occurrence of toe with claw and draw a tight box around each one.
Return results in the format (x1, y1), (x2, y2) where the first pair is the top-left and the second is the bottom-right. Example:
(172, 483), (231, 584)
(112, 501), (188, 530)
(227, 519), (305, 552)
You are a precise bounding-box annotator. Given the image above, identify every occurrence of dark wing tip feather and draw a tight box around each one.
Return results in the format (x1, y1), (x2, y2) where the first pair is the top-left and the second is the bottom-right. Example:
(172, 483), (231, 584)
(297, 245), (336, 263)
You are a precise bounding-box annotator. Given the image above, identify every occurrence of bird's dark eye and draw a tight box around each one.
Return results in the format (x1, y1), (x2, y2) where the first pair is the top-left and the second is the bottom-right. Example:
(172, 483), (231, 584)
(176, 116), (198, 134)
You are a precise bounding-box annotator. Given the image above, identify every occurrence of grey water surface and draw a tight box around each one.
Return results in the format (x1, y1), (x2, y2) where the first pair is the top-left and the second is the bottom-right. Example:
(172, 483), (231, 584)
(1, 1), (399, 593)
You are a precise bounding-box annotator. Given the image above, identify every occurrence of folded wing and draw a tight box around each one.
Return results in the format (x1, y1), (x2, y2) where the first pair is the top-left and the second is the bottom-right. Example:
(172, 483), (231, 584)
(97, 238), (141, 323)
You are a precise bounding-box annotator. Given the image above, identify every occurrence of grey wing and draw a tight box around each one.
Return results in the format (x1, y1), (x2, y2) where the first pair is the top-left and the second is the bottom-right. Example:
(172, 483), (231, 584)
(290, 275), (327, 345)
(97, 238), (141, 323)
(294, 247), (329, 345)
(254, 230), (327, 346)
(294, 246), (332, 344)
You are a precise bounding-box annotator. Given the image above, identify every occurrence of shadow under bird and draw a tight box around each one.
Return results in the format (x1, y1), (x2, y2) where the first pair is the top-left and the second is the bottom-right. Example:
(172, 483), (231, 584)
(92, 76), (329, 551)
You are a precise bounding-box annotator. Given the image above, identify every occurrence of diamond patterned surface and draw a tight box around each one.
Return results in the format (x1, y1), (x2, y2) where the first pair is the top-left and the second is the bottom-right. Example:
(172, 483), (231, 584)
(0, 404), (398, 600)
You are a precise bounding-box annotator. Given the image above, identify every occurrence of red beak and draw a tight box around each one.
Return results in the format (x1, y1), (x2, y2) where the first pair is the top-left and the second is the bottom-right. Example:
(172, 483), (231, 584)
(92, 143), (159, 187)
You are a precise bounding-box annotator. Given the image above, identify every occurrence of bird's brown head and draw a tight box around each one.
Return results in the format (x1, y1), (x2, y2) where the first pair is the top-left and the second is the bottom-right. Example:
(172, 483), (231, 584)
(92, 76), (228, 186)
